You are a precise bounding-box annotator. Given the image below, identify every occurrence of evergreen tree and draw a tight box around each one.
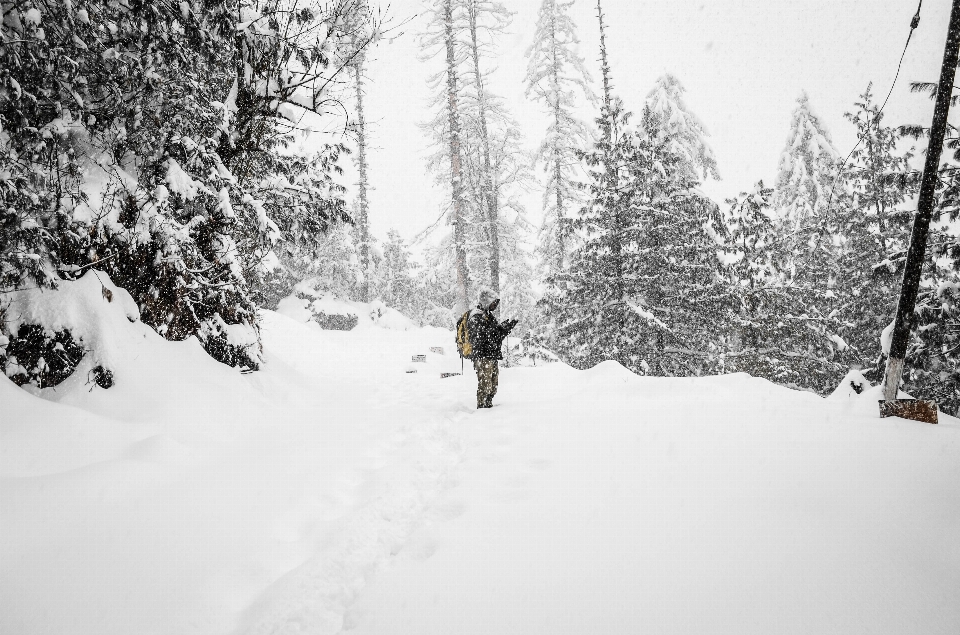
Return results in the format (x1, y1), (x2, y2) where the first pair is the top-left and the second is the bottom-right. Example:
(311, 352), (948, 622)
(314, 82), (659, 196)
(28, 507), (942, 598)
(595, 0), (614, 142)
(831, 85), (915, 382)
(372, 229), (422, 318)
(774, 91), (839, 232)
(524, 0), (595, 275)
(644, 73), (720, 182)
(717, 183), (853, 392)
(541, 104), (726, 375)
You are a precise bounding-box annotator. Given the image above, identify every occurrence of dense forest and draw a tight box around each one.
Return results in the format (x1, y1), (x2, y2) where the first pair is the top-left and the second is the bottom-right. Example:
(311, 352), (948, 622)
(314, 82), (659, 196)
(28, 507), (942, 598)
(3, 0), (960, 411)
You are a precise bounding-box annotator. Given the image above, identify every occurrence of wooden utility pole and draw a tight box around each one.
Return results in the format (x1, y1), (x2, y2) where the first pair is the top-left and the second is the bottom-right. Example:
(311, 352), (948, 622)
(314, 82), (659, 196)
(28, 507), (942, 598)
(882, 0), (960, 404)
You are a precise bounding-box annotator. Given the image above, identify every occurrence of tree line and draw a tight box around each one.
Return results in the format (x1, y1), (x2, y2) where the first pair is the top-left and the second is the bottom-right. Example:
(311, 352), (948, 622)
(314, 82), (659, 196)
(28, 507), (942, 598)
(4, 0), (960, 413)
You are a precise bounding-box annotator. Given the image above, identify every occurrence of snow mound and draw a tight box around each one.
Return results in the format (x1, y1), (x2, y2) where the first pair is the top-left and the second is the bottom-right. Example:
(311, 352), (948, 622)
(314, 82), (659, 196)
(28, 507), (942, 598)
(827, 368), (871, 400)
(278, 289), (418, 331)
(2, 270), (140, 386)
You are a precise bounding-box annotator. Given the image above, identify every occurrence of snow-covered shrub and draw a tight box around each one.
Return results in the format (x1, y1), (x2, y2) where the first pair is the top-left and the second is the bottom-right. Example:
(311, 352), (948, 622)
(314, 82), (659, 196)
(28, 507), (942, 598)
(1, 324), (85, 389)
(516, 328), (559, 366)
(278, 289), (419, 332)
(0, 271), (141, 389)
(296, 283), (359, 331)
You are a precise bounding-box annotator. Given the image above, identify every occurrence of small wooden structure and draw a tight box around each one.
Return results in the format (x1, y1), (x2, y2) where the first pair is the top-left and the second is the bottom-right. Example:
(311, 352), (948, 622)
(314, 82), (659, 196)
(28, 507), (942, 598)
(878, 399), (938, 424)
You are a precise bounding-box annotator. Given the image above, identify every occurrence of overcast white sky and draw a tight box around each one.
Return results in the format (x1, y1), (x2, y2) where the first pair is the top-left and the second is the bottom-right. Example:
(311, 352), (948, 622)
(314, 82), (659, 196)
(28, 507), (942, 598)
(352, 0), (956, 246)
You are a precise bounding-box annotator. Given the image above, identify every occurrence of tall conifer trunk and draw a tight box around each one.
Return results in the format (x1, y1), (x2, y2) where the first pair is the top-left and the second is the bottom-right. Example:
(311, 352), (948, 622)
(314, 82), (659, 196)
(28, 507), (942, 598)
(353, 61), (371, 303)
(596, 0), (613, 141)
(548, 10), (566, 273)
(595, 0), (623, 301)
(467, 0), (501, 303)
(444, 0), (472, 311)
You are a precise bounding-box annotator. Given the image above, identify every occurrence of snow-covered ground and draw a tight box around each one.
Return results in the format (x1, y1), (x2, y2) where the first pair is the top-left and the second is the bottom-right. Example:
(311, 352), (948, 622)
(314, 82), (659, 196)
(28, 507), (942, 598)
(2, 301), (959, 634)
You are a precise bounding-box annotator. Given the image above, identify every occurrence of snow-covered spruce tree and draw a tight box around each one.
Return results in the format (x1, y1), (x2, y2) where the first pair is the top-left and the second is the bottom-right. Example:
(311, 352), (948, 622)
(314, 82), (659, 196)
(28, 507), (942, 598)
(371, 229), (425, 320)
(419, 0), (473, 312)
(109, 0), (367, 368)
(540, 104), (728, 375)
(775, 92), (840, 232)
(829, 85), (916, 383)
(717, 183), (854, 393)
(644, 73), (720, 182)
(770, 90), (844, 331)
(524, 0), (595, 275)
(463, 4), (540, 333)
(0, 0), (191, 292)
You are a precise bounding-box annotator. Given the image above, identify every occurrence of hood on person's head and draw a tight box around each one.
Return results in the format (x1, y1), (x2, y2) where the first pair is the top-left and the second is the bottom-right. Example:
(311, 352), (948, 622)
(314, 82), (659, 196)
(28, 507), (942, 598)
(478, 288), (498, 311)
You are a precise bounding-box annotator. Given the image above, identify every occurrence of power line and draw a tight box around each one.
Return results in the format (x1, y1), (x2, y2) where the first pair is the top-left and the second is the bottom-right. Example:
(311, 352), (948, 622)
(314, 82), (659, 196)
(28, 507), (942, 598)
(826, 0), (923, 209)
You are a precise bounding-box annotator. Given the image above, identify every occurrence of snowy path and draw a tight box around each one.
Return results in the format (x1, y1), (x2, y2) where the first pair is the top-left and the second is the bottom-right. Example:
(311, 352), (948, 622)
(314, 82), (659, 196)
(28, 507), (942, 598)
(236, 316), (474, 635)
(346, 366), (960, 634)
(2, 311), (960, 634)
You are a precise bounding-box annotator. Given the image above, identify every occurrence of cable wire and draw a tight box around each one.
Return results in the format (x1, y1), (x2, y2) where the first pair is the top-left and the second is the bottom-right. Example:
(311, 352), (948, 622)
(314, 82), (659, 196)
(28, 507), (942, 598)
(825, 0), (923, 209)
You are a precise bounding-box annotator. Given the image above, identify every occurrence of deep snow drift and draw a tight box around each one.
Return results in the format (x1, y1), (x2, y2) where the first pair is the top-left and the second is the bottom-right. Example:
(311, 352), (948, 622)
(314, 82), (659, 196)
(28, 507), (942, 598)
(1, 294), (959, 635)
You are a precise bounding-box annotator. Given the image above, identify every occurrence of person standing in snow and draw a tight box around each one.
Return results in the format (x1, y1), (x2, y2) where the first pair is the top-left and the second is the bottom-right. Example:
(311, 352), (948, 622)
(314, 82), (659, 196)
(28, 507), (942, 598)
(468, 289), (517, 409)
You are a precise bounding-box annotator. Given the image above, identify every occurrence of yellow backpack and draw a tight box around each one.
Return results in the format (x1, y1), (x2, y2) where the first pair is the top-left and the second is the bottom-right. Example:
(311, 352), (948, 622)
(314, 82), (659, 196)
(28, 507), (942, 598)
(455, 311), (474, 359)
